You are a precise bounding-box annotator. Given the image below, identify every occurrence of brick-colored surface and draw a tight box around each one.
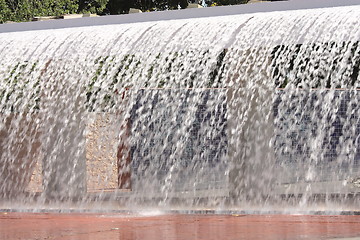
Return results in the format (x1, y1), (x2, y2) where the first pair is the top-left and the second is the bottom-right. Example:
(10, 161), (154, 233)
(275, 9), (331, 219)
(86, 113), (119, 191)
(26, 160), (43, 193)
(1, 213), (360, 240)
(0, 114), (42, 197)
(4, 112), (126, 195)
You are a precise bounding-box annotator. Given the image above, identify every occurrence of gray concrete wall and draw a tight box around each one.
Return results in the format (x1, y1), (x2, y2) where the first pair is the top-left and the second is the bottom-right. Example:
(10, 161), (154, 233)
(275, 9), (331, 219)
(227, 87), (275, 203)
(226, 48), (275, 203)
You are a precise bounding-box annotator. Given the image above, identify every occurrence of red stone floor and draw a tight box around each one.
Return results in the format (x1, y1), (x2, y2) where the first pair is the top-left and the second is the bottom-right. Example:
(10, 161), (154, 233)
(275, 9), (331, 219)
(1, 212), (360, 240)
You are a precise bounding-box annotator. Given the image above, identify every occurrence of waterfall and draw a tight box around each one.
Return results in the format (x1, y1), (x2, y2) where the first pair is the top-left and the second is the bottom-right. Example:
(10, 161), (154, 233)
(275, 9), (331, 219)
(0, 4), (359, 212)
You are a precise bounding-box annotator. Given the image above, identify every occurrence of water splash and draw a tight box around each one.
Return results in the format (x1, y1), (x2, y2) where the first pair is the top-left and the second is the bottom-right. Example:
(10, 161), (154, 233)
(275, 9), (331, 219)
(0, 5), (360, 212)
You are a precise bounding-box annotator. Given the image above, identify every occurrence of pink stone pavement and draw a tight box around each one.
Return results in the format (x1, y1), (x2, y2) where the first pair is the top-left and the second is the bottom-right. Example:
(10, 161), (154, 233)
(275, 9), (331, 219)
(1, 212), (360, 240)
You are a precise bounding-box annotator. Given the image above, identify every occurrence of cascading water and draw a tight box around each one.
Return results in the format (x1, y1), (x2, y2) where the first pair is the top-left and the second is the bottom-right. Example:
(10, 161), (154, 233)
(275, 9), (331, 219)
(0, 4), (360, 212)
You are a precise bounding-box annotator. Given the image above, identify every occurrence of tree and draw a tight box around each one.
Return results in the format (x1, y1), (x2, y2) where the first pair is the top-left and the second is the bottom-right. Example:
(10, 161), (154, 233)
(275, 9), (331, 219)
(0, 0), (250, 24)
(103, 0), (132, 14)
(150, 0), (188, 10)
(0, 0), (11, 23)
(32, 0), (79, 16)
(1, 0), (79, 22)
(166, 0), (188, 10)
(105, 0), (188, 14)
(78, 0), (109, 14)
(134, 0), (155, 11)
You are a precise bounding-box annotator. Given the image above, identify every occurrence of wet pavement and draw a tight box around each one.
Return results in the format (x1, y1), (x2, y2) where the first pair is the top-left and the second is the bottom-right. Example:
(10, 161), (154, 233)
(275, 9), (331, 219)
(1, 212), (360, 240)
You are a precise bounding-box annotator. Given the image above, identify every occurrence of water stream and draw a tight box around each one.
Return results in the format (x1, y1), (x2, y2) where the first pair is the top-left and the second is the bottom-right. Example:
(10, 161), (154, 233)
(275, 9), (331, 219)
(0, 5), (360, 212)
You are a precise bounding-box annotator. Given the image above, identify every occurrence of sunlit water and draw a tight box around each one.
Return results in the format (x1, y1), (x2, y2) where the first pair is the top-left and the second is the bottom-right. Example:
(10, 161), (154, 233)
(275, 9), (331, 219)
(0, 5), (360, 213)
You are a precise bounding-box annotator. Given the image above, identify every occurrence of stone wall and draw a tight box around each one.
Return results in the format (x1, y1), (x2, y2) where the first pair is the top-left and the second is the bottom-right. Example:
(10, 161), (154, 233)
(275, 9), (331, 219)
(86, 113), (120, 192)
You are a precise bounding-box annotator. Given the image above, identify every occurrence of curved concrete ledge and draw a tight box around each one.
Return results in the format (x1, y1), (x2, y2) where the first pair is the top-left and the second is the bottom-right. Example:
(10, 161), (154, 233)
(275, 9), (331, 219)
(0, 0), (360, 33)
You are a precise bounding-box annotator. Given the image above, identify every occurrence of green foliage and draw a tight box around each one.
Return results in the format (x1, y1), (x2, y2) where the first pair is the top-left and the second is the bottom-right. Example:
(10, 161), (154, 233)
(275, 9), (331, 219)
(78, 0), (108, 14)
(0, 61), (41, 112)
(0, 0), (192, 23)
(105, 0), (132, 14)
(271, 41), (360, 89)
(0, 0), (11, 23)
(0, 0), (251, 23)
(86, 54), (139, 111)
(208, 49), (227, 88)
(36, 0), (79, 15)
(152, 0), (188, 10)
(105, 0), (189, 14)
(85, 48), (228, 111)
(1, 0), (79, 22)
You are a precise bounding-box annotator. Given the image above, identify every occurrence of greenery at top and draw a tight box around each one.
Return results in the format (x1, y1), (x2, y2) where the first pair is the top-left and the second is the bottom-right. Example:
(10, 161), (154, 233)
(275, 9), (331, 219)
(271, 41), (360, 89)
(1, 0), (79, 23)
(0, 0), (249, 23)
(2, 40), (359, 112)
(0, 61), (41, 112)
(86, 49), (228, 111)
